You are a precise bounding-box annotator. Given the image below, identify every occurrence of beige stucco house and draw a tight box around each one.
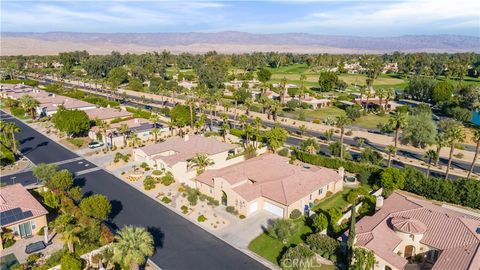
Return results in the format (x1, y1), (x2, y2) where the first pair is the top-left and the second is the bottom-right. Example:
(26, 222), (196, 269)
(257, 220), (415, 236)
(0, 184), (48, 250)
(133, 135), (239, 186)
(354, 192), (480, 270)
(196, 154), (344, 218)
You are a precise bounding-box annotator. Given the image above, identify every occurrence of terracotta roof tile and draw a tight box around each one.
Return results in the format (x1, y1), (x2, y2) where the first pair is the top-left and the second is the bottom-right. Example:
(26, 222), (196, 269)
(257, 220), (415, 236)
(0, 184), (48, 226)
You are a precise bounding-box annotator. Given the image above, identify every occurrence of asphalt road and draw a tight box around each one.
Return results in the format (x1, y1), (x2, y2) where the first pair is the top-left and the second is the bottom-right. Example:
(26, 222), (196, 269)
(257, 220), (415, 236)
(0, 111), (268, 270)
(38, 78), (479, 177)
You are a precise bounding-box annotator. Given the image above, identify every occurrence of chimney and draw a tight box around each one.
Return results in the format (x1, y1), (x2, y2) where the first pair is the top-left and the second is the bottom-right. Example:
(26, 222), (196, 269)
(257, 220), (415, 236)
(338, 167), (345, 180)
(375, 196), (384, 211)
(184, 135), (189, 142)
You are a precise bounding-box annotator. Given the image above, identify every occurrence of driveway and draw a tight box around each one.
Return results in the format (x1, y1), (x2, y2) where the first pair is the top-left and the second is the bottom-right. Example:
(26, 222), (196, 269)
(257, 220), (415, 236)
(217, 210), (277, 249)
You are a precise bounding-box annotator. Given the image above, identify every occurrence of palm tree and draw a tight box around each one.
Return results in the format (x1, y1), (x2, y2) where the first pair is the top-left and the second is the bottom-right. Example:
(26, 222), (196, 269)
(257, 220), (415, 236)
(324, 129), (334, 143)
(385, 145), (396, 168)
(189, 153), (214, 175)
(336, 116), (351, 159)
(434, 133), (448, 166)
(387, 112), (407, 155)
(244, 97), (253, 116)
(253, 117), (263, 149)
(150, 128), (160, 143)
(186, 98), (195, 130)
(238, 114), (248, 129)
(62, 226), (81, 253)
(467, 129), (480, 179)
(269, 100), (282, 121)
(424, 149), (439, 178)
(300, 138), (319, 154)
(444, 127), (464, 180)
(19, 95), (40, 118)
(118, 123), (129, 146)
(0, 120), (8, 139)
(129, 133), (142, 148)
(98, 121), (110, 150)
(4, 122), (20, 154)
(299, 74), (307, 101)
(111, 226), (154, 270)
(299, 125), (307, 136)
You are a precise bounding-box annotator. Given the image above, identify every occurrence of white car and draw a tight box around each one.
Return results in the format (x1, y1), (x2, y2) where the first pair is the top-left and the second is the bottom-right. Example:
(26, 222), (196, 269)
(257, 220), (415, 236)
(88, 141), (104, 149)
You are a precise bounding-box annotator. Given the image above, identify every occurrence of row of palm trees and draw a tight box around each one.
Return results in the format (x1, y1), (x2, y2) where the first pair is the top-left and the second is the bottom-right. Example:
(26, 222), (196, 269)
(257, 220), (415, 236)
(0, 120), (21, 154)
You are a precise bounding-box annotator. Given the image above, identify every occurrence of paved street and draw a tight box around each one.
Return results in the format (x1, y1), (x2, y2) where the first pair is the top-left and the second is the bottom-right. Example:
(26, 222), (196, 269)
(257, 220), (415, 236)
(0, 111), (268, 270)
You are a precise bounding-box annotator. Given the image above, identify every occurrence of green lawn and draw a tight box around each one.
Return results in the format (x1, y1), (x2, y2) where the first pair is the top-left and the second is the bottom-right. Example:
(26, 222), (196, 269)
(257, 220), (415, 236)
(312, 188), (353, 212)
(352, 114), (389, 129)
(285, 107), (346, 122)
(248, 218), (313, 265)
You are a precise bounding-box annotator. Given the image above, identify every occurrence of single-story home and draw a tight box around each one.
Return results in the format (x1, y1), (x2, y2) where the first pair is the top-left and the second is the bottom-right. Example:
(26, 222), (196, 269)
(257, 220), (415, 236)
(133, 135), (238, 186)
(177, 79), (198, 90)
(196, 154), (344, 218)
(0, 184), (48, 250)
(84, 107), (133, 122)
(354, 192), (480, 270)
(36, 95), (96, 116)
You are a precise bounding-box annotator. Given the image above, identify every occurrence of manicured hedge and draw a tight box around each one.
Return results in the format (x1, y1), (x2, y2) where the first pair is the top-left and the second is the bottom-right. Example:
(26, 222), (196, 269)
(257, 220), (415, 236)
(126, 107), (152, 119)
(0, 79), (39, 86)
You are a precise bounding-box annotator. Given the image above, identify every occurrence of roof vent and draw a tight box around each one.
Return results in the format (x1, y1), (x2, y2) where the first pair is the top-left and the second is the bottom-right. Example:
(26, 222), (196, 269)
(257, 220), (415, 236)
(476, 227), (480, 234)
(303, 165), (310, 169)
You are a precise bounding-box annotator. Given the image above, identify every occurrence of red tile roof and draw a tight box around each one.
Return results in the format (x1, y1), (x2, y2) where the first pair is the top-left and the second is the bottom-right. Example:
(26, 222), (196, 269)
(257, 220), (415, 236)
(356, 192), (480, 270)
(197, 154), (342, 205)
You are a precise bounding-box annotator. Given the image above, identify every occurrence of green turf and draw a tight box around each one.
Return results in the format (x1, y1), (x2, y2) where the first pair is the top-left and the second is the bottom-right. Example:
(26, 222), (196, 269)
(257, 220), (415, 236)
(248, 218), (313, 265)
(352, 114), (389, 129)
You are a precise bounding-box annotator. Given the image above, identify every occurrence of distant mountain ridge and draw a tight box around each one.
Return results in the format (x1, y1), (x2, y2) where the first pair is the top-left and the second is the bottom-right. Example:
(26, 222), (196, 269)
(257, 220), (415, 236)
(2, 31), (479, 55)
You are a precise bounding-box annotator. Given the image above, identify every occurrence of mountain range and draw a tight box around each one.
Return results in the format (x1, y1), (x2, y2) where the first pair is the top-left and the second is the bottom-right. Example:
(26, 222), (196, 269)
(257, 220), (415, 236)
(2, 31), (479, 55)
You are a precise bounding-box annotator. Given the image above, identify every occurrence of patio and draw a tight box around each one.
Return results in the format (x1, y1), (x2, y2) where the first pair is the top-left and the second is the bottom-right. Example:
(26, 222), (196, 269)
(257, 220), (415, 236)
(1, 232), (63, 264)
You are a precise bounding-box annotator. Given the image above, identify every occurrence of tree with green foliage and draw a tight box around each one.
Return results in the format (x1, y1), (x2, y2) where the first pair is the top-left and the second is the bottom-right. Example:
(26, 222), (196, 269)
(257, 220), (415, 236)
(385, 145), (396, 168)
(62, 225), (82, 253)
(318, 72), (338, 92)
(351, 248), (376, 270)
(111, 226), (154, 270)
(265, 126), (287, 152)
(444, 126), (464, 180)
(80, 194), (112, 221)
(434, 132), (448, 166)
(306, 234), (339, 259)
(18, 95), (40, 118)
(402, 113), (436, 148)
(424, 149), (438, 178)
(380, 167), (405, 196)
(468, 129), (480, 179)
(257, 68), (272, 83)
(267, 218), (297, 244)
(170, 105), (194, 136)
(451, 107), (472, 122)
(312, 213), (328, 232)
(3, 122), (20, 154)
(328, 141), (351, 159)
(68, 186), (83, 202)
(48, 169), (73, 191)
(127, 78), (144, 91)
(189, 153), (214, 175)
(280, 243), (315, 270)
(347, 207), (356, 266)
(51, 108), (91, 137)
(387, 111), (407, 154)
(32, 163), (58, 184)
(60, 253), (83, 270)
(346, 105), (362, 120)
(359, 147), (383, 166)
(300, 138), (319, 154)
(336, 115), (351, 159)
(404, 76), (436, 102)
(432, 81), (454, 103)
(107, 67), (128, 89)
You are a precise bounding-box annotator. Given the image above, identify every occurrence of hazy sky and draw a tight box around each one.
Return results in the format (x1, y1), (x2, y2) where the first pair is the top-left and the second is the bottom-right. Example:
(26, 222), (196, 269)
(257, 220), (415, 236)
(2, 0), (479, 36)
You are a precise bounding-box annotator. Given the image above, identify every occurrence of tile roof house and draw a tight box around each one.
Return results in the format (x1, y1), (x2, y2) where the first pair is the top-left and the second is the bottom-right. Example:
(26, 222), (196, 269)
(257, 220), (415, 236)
(36, 94), (96, 116)
(84, 107), (133, 122)
(354, 192), (480, 270)
(196, 154), (344, 217)
(0, 184), (48, 250)
(133, 135), (239, 186)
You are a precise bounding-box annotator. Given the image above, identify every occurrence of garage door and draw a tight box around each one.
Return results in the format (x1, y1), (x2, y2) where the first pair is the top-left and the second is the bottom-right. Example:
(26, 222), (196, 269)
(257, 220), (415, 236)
(264, 202), (284, 217)
(249, 201), (258, 214)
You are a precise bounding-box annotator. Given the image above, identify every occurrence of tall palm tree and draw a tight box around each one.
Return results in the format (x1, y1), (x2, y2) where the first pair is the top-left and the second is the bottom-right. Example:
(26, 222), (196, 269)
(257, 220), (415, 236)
(269, 100), (282, 121)
(0, 120), (8, 139)
(62, 225), (81, 253)
(387, 111), (407, 155)
(189, 153), (214, 175)
(336, 115), (351, 159)
(98, 121), (111, 150)
(238, 114), (248, 129)
(444, 127), (464, 180)
(244, 97), (253, 116)
(150, 128), (160, 143)
(111, 226), (154, 270)
(467, 129), (480, 179)
(186, 97), (195, 130)
(129, 133), (142, 148)
(385, 145), (396, 168)
(253, 117), (263, 149)
(118, 123), (129, 146)
(6, 122), (20, 154)
(424, 149), (439, 178)
(434, 133), (448, 166)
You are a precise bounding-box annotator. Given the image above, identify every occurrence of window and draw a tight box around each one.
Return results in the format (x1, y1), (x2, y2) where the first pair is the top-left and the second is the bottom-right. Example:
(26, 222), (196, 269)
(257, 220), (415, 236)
(12, 225), (19, 236)
(318, 188), (323, 195)
(30, 220), (36, 230)
(385, 266), (392, 270)
(209, 187), (213, 194)
(309, 194), (312, 200)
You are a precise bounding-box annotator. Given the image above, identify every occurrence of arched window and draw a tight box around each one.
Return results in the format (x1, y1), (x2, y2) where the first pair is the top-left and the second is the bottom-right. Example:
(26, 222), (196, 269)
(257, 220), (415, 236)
(385, 266), (392, 270)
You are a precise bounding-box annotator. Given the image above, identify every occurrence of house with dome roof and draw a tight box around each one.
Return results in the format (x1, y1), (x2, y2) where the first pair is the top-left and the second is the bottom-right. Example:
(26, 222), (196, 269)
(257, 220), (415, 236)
(354, 192), (480, 270)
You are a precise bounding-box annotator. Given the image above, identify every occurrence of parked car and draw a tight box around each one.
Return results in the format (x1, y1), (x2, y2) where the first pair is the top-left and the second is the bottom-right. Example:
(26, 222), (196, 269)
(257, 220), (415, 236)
(88, 141), (104, 149)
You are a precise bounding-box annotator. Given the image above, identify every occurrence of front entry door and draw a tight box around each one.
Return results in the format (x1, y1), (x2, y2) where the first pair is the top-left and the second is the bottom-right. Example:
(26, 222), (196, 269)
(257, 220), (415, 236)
(19, 222), (32, 238)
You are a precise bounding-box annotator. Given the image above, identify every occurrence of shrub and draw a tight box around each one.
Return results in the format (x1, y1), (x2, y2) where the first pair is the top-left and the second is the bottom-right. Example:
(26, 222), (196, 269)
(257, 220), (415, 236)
(345, 130), (353, 136)
(280, 244), (315, 268)
(185, 186), (199, 206)
(346, 190), (359, 204)
(60, 254), (83, 270)
(289, 209), (303, 219)
(197, 215), (207, 222)
(27, 253), (41, 265)
(327, 207), (342, 223)
(161, 196), (172, 204)
(152, 170), (162, 175)
(312, 213), (329, 232)
(66, 138), (85, 148)
(10, 107), (26, 117)
(226, 206), (236, 214)
(181, 205), (189, 214)
(160, 172), (175, 186)
(239, 215), (246, 219)
(144, 176), (156, 190)
(277, 147), (289, 157)
(306, 234), (339, 258)
(267, 218), (298, 244)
